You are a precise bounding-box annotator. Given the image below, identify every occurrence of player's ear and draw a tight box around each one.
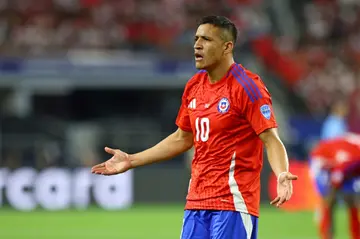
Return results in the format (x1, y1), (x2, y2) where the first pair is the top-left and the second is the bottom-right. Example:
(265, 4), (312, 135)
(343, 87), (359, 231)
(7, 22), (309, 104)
(223, 41), (233, 54)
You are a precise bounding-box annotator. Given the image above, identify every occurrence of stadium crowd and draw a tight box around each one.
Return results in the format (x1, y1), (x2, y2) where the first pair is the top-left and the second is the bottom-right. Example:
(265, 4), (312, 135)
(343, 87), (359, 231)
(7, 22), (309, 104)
(293, 0), (360, 115)
(0, 0), (358, 125)
(295, 0), (360, 133)
(0, 0), (265, 54)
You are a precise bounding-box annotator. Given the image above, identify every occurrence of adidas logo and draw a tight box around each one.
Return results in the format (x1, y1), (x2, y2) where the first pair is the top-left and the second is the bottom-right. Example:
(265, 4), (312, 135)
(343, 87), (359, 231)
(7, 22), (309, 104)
(188, 98), (196, 109)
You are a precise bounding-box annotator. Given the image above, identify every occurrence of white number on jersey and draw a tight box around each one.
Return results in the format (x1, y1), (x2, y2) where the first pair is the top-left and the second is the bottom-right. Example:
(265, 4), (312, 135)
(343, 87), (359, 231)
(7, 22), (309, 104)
(195, 117), (210, 142)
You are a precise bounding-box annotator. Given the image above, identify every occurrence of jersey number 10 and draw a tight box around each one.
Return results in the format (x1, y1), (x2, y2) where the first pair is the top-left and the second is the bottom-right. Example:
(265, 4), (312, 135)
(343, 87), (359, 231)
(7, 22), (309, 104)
(195, 117), (210, 142)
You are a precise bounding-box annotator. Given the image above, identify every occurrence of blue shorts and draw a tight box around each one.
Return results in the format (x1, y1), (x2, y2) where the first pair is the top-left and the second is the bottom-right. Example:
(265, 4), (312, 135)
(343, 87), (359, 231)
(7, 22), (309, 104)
(314, 169), (360, 197)
(180, 210), (258, 239)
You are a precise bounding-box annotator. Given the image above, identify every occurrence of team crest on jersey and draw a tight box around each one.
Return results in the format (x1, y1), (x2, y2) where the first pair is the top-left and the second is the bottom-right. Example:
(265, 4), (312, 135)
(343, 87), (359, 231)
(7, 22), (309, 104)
(260, 104), (271, 120)
(217, 98), (230, 113)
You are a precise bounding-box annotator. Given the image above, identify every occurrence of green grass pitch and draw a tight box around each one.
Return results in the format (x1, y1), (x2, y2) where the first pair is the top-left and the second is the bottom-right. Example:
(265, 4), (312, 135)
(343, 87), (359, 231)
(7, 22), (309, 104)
(0, 204), (348, 239)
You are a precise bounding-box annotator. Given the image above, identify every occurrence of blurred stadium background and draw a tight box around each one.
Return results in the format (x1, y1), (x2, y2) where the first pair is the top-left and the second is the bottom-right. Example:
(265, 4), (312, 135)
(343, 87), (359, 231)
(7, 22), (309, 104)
(0, 0), (359, 238)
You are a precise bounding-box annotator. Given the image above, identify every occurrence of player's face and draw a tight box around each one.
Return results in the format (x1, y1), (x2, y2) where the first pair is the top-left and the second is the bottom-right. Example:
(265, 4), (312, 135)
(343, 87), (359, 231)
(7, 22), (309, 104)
(194, 24), (228, 70)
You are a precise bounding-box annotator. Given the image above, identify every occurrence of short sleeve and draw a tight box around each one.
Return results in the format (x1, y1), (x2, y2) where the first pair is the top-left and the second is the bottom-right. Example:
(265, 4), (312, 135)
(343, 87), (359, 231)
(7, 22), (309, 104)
(240, 79), (278, 135)
(175, 88), (192, 132)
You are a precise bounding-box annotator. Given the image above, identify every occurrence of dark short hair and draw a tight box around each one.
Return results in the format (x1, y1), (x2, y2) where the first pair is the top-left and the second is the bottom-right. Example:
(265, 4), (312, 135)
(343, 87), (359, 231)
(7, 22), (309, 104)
(198, 15), (238, 44)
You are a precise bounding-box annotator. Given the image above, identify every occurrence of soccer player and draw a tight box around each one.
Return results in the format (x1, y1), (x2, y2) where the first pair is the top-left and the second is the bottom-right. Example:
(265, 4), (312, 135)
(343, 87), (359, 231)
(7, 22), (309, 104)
(310, 133), (360, 239)
(91, 16), (298, 239)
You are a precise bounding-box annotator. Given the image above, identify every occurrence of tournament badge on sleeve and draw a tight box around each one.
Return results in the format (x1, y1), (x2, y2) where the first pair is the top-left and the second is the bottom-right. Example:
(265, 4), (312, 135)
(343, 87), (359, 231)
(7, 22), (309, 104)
(260, 104), (271, 120)
(217, 98), (230, 114)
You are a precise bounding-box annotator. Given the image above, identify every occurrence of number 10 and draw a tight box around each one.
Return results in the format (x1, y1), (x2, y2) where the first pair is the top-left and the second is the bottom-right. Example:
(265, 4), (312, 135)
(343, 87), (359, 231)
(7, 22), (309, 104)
(195, 117), (210, 142)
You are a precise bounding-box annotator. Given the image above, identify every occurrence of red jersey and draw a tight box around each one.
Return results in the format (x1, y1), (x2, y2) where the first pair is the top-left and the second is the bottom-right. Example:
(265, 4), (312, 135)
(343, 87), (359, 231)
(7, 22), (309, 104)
(310, 133), (360, 171)
(176, 63), (278, 217)
(310, 134), (360, 187)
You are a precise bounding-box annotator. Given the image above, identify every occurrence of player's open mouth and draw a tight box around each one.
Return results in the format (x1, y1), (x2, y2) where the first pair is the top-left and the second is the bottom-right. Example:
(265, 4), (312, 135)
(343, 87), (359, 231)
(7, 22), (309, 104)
(195, 53), (203, 61)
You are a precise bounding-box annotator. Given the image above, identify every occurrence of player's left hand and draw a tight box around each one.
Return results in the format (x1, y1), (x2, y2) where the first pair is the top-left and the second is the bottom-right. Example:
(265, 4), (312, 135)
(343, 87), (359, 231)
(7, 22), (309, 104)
(270, 172), (298, 207)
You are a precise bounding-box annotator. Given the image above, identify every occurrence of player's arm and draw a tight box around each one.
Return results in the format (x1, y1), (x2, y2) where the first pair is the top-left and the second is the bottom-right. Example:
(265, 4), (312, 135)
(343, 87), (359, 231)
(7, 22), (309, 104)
(129, 80), (195, 167)
(238, 74), (297, 206)
(259, 128), (290, 177)
(238, 79), (290, 177)
(259, 128), (298, 208)
(259, 128), (298, 180)
(129, 128), (193, 168)
(92, 80), (195, 176)
(91, 128), (193, 175)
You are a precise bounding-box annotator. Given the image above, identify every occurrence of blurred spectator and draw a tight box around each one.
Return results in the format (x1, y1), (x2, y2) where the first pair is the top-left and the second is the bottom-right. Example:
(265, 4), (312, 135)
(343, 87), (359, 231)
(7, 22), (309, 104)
(320, 97), (349, 140)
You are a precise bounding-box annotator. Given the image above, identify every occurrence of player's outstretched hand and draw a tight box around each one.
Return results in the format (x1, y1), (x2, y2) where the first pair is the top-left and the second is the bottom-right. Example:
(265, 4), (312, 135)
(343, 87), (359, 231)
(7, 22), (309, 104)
(270, 172), (298, 207)
(91, 147), (132, 176)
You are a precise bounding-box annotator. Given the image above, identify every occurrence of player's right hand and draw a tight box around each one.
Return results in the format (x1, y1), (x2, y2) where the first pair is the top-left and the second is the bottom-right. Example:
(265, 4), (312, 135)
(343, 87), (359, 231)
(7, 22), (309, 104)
(270, 172), (298, 207)
(91, 147), (132, 175)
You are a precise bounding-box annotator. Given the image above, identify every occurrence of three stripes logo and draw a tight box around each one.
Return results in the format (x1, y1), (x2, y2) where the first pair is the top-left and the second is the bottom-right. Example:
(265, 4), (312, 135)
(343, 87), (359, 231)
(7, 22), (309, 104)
(231, 64), (263, 103)
(188, 98), (196, 109)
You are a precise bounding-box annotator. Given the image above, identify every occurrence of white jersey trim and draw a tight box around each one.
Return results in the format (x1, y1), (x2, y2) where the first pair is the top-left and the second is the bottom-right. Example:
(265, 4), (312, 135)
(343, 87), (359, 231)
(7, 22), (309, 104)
(228, 151), (249, 213)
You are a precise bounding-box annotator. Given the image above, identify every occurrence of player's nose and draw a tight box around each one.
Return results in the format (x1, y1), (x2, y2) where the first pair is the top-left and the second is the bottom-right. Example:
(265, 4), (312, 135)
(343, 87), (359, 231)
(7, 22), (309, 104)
(194, 42), (203, 50)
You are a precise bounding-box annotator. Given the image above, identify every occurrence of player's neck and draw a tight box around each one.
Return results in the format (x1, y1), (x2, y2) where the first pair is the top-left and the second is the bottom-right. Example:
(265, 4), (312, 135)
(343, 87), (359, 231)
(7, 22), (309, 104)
(207, 58), (235, 84)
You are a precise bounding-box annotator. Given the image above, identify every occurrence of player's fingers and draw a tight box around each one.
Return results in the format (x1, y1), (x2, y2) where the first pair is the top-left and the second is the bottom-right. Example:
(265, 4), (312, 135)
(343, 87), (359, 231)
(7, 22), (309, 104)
(92, 168), (106, 174)
(287, 189), (292, 201)
(92, 163), (113, 175)
(286, 192), (292, 201)
(270, 196), (280, 205)
(287, 174), (298, 181)
(91, 163), (105, 173)
(277, 193), (288, 207)
(277, 188), (291, 206)
(94, 167), (113, 175)
(289, 181), (294, 196)
(101, 167), (118, 176)
(285, 188), (292, 201)
(104, 147), (116, 155)
(93, 169), (105, 174)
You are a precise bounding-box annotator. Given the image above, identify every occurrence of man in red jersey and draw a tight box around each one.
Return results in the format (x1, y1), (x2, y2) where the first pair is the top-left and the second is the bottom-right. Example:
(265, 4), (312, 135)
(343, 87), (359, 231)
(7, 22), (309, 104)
(91, 16), (297, 239)
(310, 133), (360, 239)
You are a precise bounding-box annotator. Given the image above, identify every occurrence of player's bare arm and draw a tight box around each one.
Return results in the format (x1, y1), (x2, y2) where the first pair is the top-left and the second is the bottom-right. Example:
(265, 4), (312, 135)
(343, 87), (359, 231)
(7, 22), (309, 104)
(259, 128), (298, 207)
(91, 128), (193, 175)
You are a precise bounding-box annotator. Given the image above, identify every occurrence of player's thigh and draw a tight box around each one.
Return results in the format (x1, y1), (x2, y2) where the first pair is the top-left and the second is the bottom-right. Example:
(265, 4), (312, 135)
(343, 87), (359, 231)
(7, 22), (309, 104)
(180, 210), (211, 239)
(210, 211), (258, 239)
